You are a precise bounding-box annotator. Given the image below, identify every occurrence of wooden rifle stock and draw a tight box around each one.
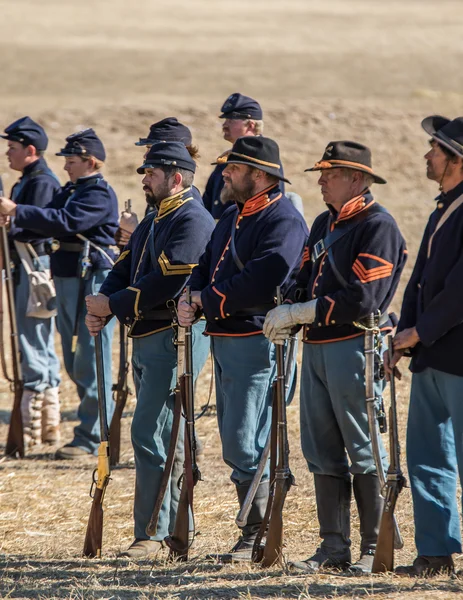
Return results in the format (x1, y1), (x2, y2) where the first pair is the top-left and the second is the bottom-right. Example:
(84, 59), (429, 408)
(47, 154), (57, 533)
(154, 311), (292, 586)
(166, 287), (199, 561)
(109, 322), (130, 466)
(83, 331), (111, 558)
(0, 174), (24, 458)
(253, 287), (294, 566)
(372, 336), (406, 573)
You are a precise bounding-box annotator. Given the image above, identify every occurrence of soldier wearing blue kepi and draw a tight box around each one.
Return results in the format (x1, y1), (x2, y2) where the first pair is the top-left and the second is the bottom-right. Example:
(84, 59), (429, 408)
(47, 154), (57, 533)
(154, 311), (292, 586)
(388, 117), (463, 577)
(85, 141), (215, 559)
(0, 116), (61, 448)
(116, 117), (204, 247)
(264, 141), (407, 574)
(203, 93), (291, 221)
(0, 128), (118, 460)
(177, 136), (308, 561)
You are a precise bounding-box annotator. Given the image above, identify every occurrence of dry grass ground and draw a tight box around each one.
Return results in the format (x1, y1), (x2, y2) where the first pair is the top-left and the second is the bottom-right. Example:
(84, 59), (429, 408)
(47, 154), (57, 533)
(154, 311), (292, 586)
(0, 1), (463, 598)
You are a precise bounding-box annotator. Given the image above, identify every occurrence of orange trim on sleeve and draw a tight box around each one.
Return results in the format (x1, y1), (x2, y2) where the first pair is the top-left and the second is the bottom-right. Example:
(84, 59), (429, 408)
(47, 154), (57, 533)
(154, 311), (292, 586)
(212, 286), (227, 319)
(324, 296), (335, 326)
(352, 261), (392, 283)
(357, 253), (393, 268)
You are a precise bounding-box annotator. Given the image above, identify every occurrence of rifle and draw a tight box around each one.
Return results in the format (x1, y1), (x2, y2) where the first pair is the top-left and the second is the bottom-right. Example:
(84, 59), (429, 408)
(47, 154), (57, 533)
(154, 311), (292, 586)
(165, 287), (200, 561)
(372, 336), (406, 573)
(236, 331), (298, 529)
(364, 315), (403, 551)
(83, 331), (111, 558)
(0, 176), (25, 458)
(109, 323), (130, 466)
(72, 240), (91, 353)
(252, 287), (294, 566)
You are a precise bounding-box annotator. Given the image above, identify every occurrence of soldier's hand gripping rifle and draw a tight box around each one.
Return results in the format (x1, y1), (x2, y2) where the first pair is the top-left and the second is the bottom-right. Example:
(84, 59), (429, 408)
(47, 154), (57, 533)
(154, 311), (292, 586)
(83, 330), (111, 558)
(165, 287), (200, 561)
(0, 176), (24, 458)
(252, 287), (295, 566)
(364, 315), (403, 551)
(72, 240), (91, 353)
(372, 336), (406, 573)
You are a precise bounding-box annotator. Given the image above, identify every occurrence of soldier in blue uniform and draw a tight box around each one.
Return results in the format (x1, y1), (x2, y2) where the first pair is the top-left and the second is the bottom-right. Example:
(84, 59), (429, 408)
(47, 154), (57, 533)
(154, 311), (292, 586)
(178, 136), (308, 560)
(389, 117), (463, 577)
(0, 129), (118, 459)
(117, 117), (204, 246)
(0, 117), (61, 447)
(264, 141), (407, 574)
(85, 141), (215, 558)
(202, 93), (286, 221)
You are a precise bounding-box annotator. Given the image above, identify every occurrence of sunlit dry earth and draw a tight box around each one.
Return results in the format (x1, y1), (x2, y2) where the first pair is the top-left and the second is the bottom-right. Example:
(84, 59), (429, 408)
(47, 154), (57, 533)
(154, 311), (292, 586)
(0, 1), (463, 598)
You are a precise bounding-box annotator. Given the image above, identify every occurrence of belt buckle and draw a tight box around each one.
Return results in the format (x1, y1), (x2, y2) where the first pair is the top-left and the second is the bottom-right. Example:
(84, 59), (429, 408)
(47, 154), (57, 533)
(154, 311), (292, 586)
(312, 239), (325, 262)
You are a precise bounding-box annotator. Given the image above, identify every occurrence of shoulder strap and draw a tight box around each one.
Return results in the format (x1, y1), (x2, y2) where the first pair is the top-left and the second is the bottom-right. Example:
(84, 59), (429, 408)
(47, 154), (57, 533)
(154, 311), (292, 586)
(317, 203), (389, 289)
(230, 211), (245, 272)
(427, 193), (463, 258)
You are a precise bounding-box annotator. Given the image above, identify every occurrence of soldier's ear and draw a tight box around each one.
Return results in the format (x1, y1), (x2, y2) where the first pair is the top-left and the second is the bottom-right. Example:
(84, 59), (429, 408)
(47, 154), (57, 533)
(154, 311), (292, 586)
(25, 144), (37, 158)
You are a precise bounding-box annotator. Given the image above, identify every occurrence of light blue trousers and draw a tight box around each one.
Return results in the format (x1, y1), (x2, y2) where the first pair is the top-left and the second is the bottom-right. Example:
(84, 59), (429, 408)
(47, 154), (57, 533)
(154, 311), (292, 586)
(408, 367), (463, 556)
(15, 256), (60, 393)
(131, 322), (210, 541)
(54, 271), (115, 454)
(300, 335), (387, 477)
(211, 334), (277, 485)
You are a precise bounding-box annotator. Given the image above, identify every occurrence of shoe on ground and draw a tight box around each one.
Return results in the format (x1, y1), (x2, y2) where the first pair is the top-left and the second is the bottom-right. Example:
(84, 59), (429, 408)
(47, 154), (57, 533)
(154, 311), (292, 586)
(289, 548), (351, 573)
(395, 555), (454, 577)
(55, 444), (93, 460)
(215, 533), (258, 564)
(118, 538), (164, 559)
(347, 549), (375, 574)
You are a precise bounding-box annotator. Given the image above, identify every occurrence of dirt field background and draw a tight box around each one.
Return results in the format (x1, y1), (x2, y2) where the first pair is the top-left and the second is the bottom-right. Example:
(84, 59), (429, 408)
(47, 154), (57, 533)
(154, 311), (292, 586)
(0, 1), (463, 598)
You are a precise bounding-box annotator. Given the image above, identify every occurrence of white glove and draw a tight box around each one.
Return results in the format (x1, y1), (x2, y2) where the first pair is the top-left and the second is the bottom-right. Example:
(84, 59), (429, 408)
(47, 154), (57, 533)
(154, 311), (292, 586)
(263, 300), (317, 343)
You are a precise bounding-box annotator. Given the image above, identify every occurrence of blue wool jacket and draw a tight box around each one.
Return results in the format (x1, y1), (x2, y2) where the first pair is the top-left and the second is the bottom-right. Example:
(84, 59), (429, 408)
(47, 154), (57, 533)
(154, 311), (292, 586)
(8, 157), (61, 249)
(289, 191), (407, 343)
(189, 185), (308, 336)
(100, 187), (215, 338)
(203, 159), (286, 220)
(398, 180), (463, 376)
(14, 173), (119, 277)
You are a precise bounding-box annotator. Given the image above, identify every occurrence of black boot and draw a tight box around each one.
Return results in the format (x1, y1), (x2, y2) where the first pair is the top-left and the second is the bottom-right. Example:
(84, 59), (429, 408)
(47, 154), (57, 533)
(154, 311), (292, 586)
(221, 481), (269, 563)
(348, 473), (383, 574)
(290, 474), (352, 573)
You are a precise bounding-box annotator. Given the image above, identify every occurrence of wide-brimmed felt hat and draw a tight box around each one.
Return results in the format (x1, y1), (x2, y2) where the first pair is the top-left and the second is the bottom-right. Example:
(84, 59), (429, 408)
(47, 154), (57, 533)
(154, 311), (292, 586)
(56, 128), (106, 161)
(213, 136), (290, 183)
(219, 93), (263, 120)
(135, 117), (193, 147)
(305, 141), (386, 184)
(1, 116), (48, 151)
(137, 141), (196, 174)
(422, 115), (463, 159)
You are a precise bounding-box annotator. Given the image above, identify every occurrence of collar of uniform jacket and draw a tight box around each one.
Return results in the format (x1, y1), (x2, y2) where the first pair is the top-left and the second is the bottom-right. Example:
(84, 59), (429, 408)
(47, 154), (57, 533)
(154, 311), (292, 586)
(238, 183), (282, 216)
(328, 191), (374, 225)
(155, 186), (194, 221)
(21, 155), (48, 179)
(435, 179), (463, 210)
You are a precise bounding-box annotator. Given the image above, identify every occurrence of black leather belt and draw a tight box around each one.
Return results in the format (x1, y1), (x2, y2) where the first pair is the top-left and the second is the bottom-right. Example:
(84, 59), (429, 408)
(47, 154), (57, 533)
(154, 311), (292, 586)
(10, 243), (47, 263)
(59, 242), (111, 253)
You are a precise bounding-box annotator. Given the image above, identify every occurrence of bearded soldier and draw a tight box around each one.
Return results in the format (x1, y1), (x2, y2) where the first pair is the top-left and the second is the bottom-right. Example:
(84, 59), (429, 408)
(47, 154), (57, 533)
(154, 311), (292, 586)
(86, 142), (215, 558)
(264, 141), (407, 573)
(178, 136), (307, 561)
(117, 117), (204, 246)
